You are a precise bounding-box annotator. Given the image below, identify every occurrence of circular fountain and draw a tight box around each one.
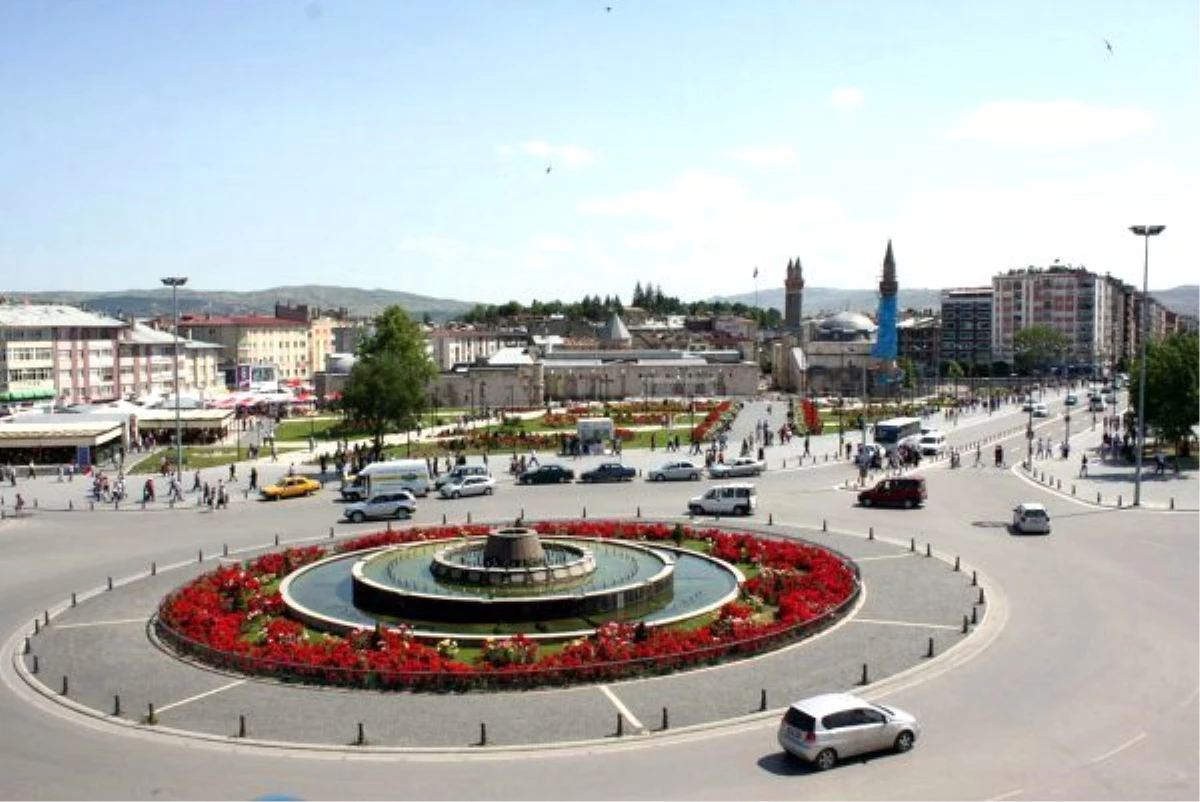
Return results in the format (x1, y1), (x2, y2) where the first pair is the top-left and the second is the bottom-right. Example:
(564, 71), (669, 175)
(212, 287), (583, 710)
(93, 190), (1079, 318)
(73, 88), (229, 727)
(280, 525), (743, 642)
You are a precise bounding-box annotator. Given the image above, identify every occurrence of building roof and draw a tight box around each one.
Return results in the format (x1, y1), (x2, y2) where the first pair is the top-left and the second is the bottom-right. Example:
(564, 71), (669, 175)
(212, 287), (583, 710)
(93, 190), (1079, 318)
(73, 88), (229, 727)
(179, 315), (307, 328)
(598, 312), (632, 343)
(0, 304), (125, 329)
(819, 311), (878, 335)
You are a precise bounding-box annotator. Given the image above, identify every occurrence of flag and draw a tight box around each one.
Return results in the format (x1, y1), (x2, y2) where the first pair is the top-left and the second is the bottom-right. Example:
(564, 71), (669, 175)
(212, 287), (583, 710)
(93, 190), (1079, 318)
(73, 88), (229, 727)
(753, 266), (758, 278)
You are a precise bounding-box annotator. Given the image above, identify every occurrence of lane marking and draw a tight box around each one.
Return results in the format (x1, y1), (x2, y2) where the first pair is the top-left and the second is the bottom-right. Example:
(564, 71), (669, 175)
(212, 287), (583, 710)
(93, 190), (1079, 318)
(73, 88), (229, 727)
(52, 618), (147, 630)
(597, 684), (645, 733)
(989, 788), (1025, 801)
(856, 553), (916, 562)
(155, 679), (246, 715)
(1088, 731), (1147, 765)
(852, 617), (961, 631)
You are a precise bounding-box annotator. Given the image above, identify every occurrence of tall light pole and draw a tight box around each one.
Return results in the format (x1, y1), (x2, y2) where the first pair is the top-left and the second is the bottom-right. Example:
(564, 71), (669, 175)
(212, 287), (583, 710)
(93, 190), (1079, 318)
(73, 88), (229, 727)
(1129, 224), (1165, 506)
(161, 277), (188, 480)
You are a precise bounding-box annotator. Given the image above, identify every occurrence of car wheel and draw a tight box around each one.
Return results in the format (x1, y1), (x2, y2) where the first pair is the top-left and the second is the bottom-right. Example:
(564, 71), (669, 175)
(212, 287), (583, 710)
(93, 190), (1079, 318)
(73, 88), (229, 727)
(689, 504), (703, 515)
(861, 498), (873, 507)
(484, 487), (493, 495)
(452, 490), (461, 499)
(815, 748), (838, 771)
(903, 498), (915, 509)
(894, 731), (915, 753)
(736, 505), (749, 516)
(350, 511), (365, 523)
(654, 474), (665, 482)
(690, 473), (699, 480)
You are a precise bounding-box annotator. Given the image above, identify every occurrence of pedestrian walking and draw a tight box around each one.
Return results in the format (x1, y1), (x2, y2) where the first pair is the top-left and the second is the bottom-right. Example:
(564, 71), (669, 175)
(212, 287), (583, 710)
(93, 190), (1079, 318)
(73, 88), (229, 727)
(249, 467), (258, 492)
(1080, 454), (1089, 477)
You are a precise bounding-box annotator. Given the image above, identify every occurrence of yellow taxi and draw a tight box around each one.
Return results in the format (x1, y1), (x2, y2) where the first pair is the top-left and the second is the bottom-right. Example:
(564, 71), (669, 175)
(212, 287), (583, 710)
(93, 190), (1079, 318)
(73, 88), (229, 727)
(259, 475), (322, 500)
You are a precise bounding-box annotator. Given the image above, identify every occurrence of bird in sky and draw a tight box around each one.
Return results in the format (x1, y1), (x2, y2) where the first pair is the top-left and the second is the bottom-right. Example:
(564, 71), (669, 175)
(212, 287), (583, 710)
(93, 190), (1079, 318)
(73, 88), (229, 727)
(1105, 39), (1114, 55)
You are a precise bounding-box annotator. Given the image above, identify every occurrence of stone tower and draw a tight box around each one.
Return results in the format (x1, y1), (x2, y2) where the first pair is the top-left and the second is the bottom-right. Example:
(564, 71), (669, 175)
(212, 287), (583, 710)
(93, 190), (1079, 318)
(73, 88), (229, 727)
(871, 240), (899, 363)
(784, 257), (805, 332)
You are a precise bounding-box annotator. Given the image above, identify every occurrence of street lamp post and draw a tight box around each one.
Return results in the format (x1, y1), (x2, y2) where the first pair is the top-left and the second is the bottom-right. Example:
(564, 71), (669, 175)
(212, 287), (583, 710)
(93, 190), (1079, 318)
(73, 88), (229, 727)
(160, 277), (187, 481)
(1129, 224), (1165, 506)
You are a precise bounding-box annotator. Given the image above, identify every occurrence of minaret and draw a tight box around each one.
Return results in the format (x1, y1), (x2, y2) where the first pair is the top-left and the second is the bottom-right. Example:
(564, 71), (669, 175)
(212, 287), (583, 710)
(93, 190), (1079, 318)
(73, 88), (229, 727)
(784, 257), (805, 332)
(871, 240), (899, 363)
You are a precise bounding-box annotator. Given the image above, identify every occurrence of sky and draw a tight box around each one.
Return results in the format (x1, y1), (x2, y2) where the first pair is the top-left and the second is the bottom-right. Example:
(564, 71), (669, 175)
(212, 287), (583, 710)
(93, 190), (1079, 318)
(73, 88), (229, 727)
(1, 0), (1197, 306)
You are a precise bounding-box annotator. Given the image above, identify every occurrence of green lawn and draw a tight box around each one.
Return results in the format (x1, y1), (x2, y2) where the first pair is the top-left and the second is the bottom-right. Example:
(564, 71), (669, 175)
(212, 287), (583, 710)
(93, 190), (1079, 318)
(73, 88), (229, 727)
(127, 445), (304, 474)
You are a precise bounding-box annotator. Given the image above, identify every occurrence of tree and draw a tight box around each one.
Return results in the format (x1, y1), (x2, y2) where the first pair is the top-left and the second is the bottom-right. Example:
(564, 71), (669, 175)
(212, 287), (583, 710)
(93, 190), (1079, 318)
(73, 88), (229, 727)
(945, 360), (965, 399)
(1012, 326), (1071, 376)
(1128, 332), (1199, 455)
(342, 306), (438, 459)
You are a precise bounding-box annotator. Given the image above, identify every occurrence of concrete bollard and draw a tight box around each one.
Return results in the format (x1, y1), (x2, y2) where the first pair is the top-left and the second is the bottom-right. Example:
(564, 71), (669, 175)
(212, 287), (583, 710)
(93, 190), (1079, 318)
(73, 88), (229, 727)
(926, 637), (935, 658)
(114, 694), (121, 716)
(141, 501), (146, 511)
(860, 663), (869, 685)
(147, 703), (157, 725)
(962, 615), (969, 634)
(617, 713), (625, 738)
(479, 722), (487, 746)
(760, 688), (767, 711)
(355, 722), (365, 746)
(238, 714), (246, 738)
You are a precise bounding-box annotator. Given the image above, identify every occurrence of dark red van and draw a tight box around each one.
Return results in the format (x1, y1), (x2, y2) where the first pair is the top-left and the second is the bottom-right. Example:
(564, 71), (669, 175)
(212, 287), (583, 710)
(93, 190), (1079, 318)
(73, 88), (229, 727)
(857, 477), (926, 509)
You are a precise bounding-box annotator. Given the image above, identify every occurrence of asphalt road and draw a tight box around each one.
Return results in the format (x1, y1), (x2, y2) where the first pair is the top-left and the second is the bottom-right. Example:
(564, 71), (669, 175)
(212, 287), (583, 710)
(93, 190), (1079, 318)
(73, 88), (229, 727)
(0, 395), (1196, 800)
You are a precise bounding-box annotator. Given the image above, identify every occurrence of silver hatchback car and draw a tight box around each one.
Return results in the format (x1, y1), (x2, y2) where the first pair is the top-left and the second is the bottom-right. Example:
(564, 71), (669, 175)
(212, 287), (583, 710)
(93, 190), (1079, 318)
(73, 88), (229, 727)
(778, 693), (919, 770)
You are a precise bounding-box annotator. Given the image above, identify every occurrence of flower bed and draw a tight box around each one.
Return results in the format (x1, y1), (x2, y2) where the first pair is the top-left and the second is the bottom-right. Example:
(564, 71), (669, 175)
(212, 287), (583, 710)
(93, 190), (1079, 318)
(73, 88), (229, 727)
(156, 520), (859, 691)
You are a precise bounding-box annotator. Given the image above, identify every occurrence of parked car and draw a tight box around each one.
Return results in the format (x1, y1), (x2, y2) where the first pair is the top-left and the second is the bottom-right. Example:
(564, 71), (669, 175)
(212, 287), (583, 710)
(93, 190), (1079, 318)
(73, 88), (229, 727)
(708, 456), (765, 478)
(857, 477), (926, 509)
(260, 475), (322, 501)
(343, 491), (417, 522)
(439, 475), (496, 499)
(434, 463), (490, 490)
(579, 462), (637, 483)
(648, 460), (702, 481)
(689, 483), (757, 516)
(518, 464), (575, 485)
(1012, 502), (1051, 534)
(777, 692), (919, 771)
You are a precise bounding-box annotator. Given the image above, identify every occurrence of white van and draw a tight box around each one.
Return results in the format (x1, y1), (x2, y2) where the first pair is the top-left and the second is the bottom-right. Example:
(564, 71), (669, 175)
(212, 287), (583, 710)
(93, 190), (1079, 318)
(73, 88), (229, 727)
(689, 483), (757, 516)
(340, 459), (431, 500)
(916, 431), (946, 456)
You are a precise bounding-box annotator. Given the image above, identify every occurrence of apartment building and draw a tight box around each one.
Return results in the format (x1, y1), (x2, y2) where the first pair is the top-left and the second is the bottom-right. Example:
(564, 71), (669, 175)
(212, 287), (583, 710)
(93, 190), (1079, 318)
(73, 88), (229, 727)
(939, 288), (994, 371)
(426, 326), (530, 371)
(179, 314), (311, 384)
(117, 321), (223, 402)
(0, 304), (126, 405)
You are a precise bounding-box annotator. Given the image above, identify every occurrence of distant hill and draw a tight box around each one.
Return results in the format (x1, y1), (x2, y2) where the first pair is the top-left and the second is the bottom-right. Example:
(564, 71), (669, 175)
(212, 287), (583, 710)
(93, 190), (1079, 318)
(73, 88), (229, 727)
(14, 285), (479, 321)
(716, 285), (1199, 320)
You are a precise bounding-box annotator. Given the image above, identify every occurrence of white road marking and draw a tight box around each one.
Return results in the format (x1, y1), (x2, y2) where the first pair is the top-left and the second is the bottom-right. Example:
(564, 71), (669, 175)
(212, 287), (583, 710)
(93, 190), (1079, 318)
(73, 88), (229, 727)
(1088, 731), (1147, 765)
(155, 679), (246, 714)
(598, 684), (645, 732)
(988, 788), (1025, 801)
(852, 617), (960, 631)
(52, 618), (147, 630)
(855, 553), (916, 561)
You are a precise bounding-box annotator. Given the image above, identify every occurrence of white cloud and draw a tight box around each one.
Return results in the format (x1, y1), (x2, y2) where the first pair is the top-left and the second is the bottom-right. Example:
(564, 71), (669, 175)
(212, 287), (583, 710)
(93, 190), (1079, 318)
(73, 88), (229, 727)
(727, 144), (797, 168)
(496, 139), (596, 169)
(830, 88), (864, 111)
(947, 100), (1156, 147)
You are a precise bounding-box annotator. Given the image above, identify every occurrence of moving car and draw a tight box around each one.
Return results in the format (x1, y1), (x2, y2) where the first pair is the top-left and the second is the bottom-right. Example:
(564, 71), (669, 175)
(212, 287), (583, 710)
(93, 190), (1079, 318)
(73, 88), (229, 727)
(916, 431), (946, 456)
(708, 456), (765, 478)
(1031, 402), (1049, 418)
(260, 475), (322, 500)
(857, 477), (926, 509)
(1012, 502), (1051, 534)
(777, 692), (919, 771)
(434, 463), (490, 490)
(1064, 392), (1078, 406)
(579, 462), (637, 483)
(340, 459), (431, 501)
(689, 483), (757, 516)
(648, 460), (702, 482)
(439, 475), (496, 499)
(518, 464), (575, 485)
(343, 491), (417, 522)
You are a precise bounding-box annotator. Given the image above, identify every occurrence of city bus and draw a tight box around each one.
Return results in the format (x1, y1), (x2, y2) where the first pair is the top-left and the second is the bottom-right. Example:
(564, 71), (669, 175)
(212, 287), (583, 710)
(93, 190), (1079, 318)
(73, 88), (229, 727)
(873, 416), (923, 455)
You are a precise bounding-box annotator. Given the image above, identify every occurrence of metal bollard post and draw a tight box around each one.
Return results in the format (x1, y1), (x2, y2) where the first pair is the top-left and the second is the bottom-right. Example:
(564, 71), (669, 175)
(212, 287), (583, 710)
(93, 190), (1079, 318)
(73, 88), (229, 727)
(616, 713), (624, 737)
(32, 655), (39, 674)
(926, 637), (935, 658)
(479, 722), (487, 746)
(34, 619), (40, 635)
(925, 543), (931, 558)
(868, 527), (874, 540)
(198, 549), (203, 563)
(971, 569), (977, 586)
(972, 605), (979, 625)
(147, 703), (157, 725)
(69, 500), (73, 511)
(661, 707), (669, 730)
(386, 520), (392, 532)
(330, 527), (335, 538)
(23, 636), (30, 654)
(223, 544), (228, 557)
(768, 513), (773, 525)
(61, 675), (69, 695)
(760, 688), (767, 711)
(1097, 492), (1101, 504)
(636, 506), (641, 518)
(962, 615), (969, 634)
(466, 512), (472, 523)
(71, 592), (76, 607)
(1118, 495), (1122, 508)
(1171, 497), (1175, 510)
(954, 556), (960, 572)
(43, 610), (49, 626)
(239, 715), (246, 738)
(860, 663), (869, 685)
(822, 519), (827, 532)
(355, 722), (365, 746)
(442, 513), (447, 525)
(274, 533), (280, 546)
(151, 562), (156, 576)
(582, 506), (587, 519)
(114, 694), (121, 716)
(910, 537), (916, 552)
(978, 586), (986, 605)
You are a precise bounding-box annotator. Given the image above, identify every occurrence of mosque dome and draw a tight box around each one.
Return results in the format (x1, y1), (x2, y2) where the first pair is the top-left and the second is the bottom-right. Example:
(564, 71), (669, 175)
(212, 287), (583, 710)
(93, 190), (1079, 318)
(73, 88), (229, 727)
(817, 311), (877, 341)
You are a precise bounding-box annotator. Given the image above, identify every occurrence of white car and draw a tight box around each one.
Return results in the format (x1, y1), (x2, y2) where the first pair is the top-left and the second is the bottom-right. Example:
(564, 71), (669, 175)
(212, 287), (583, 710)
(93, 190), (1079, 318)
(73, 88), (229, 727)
(439, 475), (496, 499)
(708, 457), (765, 478)
(648, 460), (702, 481)
(778, 692), (919, 771)
(343, 491), (417, 523)
(1031, 403), (1049, 418)
(689, 483), (757, 516)
(916, 432), (946, 456)
(1012, 502), (1051, 534)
